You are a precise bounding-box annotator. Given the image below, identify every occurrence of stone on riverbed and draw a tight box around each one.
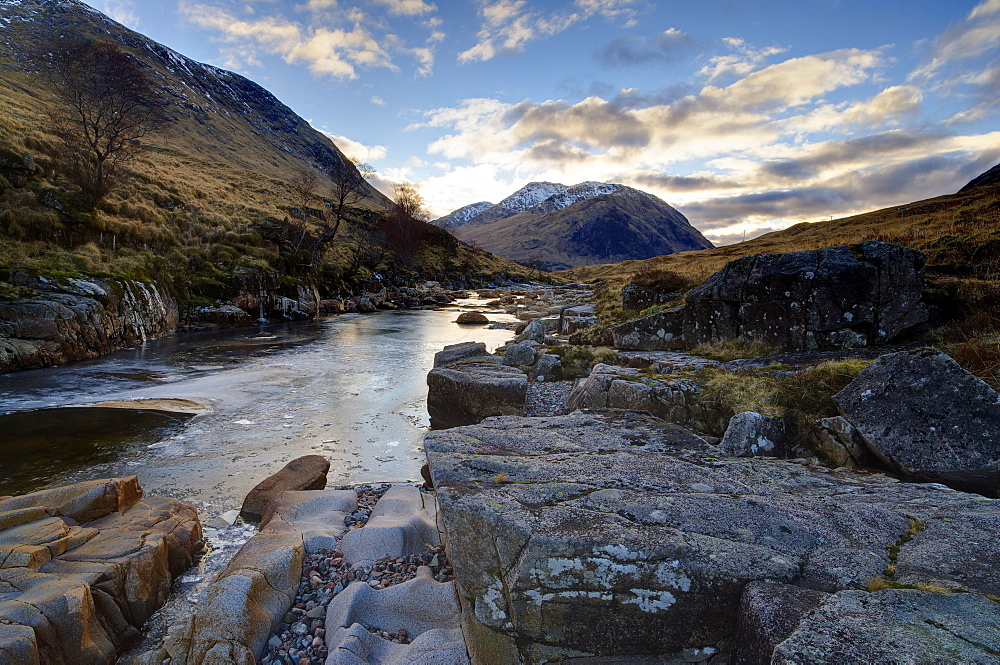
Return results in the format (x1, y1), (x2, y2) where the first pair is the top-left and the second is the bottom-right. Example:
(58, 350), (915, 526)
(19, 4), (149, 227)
(0, 477), (202, 664)
(455, 312), (489, 324)
(426, 360), (527, 429)
(423, 410), (1000, 662)
(240, 454), (331, 523)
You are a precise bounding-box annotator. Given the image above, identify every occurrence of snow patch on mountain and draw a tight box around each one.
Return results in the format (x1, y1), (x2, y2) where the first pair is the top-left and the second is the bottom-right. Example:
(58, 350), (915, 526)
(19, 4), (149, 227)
(434, 201), (494, 228)
(493, 182), (568, 214)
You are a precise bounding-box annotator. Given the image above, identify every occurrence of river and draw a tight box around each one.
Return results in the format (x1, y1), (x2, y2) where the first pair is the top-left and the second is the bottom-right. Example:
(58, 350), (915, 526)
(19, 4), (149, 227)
(0, 302), (515, 513)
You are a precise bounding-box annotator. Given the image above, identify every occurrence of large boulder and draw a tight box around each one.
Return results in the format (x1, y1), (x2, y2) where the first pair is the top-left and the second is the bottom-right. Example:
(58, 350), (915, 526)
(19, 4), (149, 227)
(772, 589), (1000, 663)
(426, 360), (527, 429)
(423, 411), (1000, 662)
(433, 341), (487, 368)
(833, 349), (1000, 494)
(718, 411), (789, 458)
(682, 241), (928, 352)
(456, 311), (489, 324)
(239, 455), (331, 523)
(612, 306), (686, 351)
(0, 478), (202, 664)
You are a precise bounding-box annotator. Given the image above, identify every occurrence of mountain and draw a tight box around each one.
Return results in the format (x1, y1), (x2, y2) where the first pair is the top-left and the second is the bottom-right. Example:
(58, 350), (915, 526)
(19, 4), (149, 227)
(434, 201), (494, 229)
(435, 181), (713, 270)
(0, 0), (386, 206)
(960, 163), (1000, 192)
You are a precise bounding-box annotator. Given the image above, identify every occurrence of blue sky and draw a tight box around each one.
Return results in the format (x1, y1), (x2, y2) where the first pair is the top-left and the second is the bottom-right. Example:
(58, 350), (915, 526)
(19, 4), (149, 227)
(84, 0), (1000, 244)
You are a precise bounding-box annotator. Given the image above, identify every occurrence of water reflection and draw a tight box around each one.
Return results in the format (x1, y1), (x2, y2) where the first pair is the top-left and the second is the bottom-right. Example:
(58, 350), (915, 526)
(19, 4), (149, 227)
(0, 407), (189, 495)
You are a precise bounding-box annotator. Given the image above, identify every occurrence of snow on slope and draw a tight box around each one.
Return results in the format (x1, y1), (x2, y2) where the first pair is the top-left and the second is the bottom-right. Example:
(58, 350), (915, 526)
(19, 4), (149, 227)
(433, 201), (494, 228)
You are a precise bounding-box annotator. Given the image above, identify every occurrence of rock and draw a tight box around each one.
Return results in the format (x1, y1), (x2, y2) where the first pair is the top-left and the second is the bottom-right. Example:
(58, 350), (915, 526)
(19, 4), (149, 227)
(718, 411), (788, 458)
(260, 489), (356, 553)
(527, 353), (560, 382)
(324, 568), (467, 665)
(339, 486), (439, 566)
(682, 242), (928, 352)
(0, 478), (202, 664)
(730, 581), (828, 665)
(433, 342), (488, 368)
(612, 307), (686, 351)
(158, 506), (304, 663)
(456, 311), (489, 324)
(772, 589), (1000, 664)
(513, 320), (545, 344)
(809, 416), (873, 467)
(240, 455), (331, 523)
(420, 463), (434, 489)
(621, 284), (673, 311)
(500, 343), (536, 367)
(894, 497), (1000, 597)
(0, 276), (178, 374)
(833, 349), (1000, 494)
(566, 363), (727, 435)
(424, 410), (999, 662)
(426, 360), (527, 429)
(196, 304), (252, 328)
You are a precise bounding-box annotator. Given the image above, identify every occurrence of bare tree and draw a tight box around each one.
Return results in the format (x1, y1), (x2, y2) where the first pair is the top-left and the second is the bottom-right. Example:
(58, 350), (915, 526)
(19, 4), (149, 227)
(326, 158), (374, 240)
(289, 167), (320, 219)
(380, 182), (428, 263)
(44, 41), (167, 207)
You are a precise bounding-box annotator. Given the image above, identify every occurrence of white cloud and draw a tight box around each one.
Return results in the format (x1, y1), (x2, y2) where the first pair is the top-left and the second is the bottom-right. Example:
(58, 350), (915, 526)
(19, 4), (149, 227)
(371, 96), (386, 106)
(322, 132), (388, 162)
(458, 0), (642, 63)
(99, 0), (140, 28)
(697, 38), (788, 84)
(373, 0), (437, 16)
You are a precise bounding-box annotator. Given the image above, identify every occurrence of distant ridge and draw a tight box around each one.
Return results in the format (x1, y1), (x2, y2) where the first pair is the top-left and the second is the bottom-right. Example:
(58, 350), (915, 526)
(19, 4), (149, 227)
(960, 163), (1000, 192)
(434, 181), (713, 270)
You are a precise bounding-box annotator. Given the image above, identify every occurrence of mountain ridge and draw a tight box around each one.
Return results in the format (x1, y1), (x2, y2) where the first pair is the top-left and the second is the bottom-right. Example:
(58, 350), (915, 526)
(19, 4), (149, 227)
(434, 180), (713, 270)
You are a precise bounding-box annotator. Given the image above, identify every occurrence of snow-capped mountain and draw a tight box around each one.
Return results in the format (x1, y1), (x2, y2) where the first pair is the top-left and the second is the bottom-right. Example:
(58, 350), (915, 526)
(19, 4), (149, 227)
(436, 180), (713, 270)
(433, 201), (494, 229)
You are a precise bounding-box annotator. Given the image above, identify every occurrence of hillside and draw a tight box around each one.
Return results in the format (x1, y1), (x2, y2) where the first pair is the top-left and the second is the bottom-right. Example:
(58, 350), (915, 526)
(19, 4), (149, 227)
(960, 163), (1000, 192)
(437, 181), (713, 270)
(0, 0), (531, 314)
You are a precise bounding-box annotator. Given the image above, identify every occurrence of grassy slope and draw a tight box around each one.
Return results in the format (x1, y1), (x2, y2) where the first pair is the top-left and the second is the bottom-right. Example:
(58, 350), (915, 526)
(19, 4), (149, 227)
(0, 2), (533, 305)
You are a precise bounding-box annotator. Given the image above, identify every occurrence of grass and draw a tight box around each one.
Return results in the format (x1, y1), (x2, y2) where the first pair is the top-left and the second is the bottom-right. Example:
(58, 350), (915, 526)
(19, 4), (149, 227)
(0, 80), (532, 314)
(547, 345), (619, 379)
(693, 358), (873, 443)
(689, 338), (780, 362)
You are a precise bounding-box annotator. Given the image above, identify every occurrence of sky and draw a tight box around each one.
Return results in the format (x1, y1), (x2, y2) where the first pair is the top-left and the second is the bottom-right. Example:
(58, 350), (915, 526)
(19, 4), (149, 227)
(82, 0), (1000, 245)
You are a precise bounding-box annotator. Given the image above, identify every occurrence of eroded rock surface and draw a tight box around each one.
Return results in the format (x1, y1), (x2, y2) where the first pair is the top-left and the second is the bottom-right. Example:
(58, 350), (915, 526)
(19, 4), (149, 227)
(834, 349), (1000, 495)
(423, 410), (1000, 662)
(0, 477), (202, 665)
(772, 589), (1000, 664)
(0, 275), (178, 374)
(426, 360), (527, 429)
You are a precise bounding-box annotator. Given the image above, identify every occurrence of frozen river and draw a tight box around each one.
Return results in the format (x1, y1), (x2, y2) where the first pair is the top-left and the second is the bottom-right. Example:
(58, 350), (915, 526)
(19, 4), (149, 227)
(0, 303), (515, 514)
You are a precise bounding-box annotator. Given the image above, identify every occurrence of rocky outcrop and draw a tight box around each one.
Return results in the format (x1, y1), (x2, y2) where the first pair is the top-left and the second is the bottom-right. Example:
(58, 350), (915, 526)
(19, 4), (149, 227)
(683, 242), (928, 351)
(772, 589), (1000, 663)
(240, 455), (331, 523)
(834, 349), (1000, 495)
(144, 485), (467, 665)
(0, 477), (203, 664)
(566, 363), (730, 435)
(0, 274), (178, 373)
(613, 242), (929, 353)
(731, 581), (828, 665)
(612, 306), (685, 351)
(426, 360), (527, 429)
(433, 342), (488, 368)
(423, 410), (1000, 663)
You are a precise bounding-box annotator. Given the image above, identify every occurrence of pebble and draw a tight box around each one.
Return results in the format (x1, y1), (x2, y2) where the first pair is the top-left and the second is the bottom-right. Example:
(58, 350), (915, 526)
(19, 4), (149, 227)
(525, 380), (573, 417)
(259, 485), (455, 665)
